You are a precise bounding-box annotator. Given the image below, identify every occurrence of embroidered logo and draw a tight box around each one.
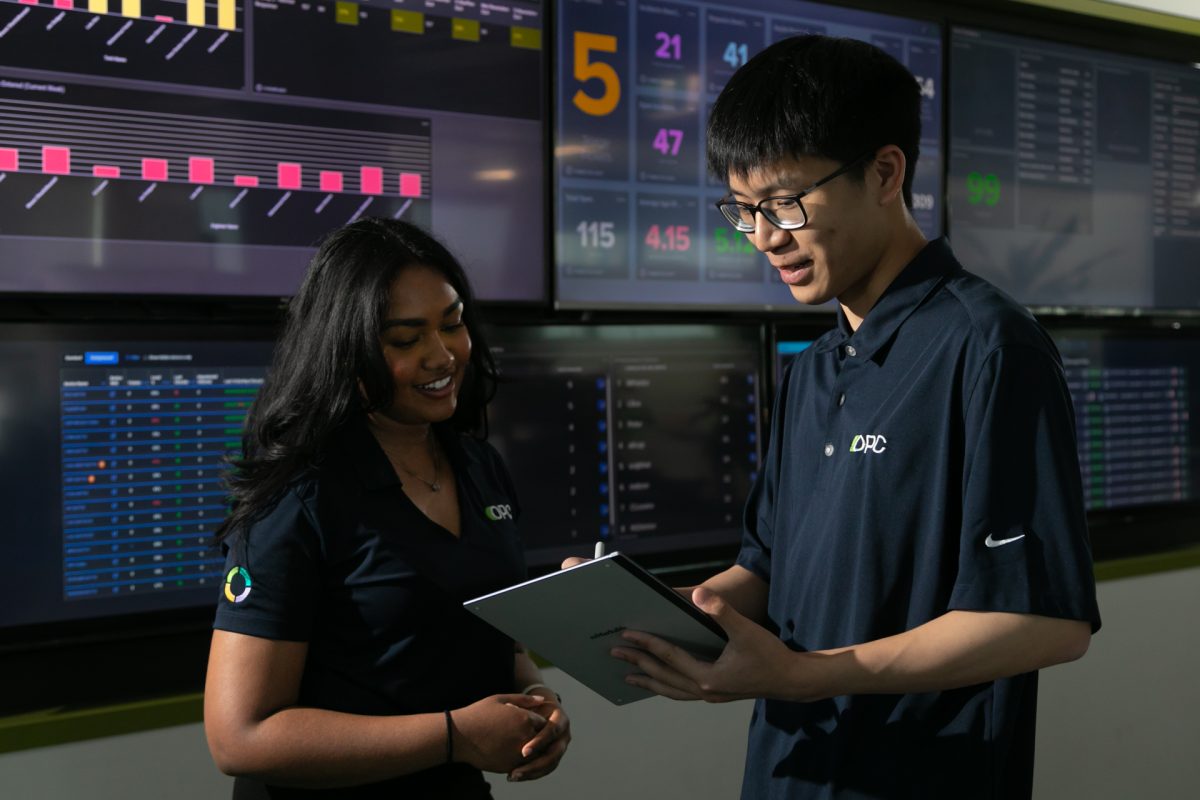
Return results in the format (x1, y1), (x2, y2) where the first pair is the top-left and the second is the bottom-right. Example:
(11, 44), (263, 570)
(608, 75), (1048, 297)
(224, 566), (252, 603)
(485, 504), (513, 521)
(849, 434), (888, 454)
(985, 532), (1027, 548)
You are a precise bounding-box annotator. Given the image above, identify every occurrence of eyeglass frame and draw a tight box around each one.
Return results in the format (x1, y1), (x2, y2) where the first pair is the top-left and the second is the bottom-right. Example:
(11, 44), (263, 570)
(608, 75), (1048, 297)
(714, 149), (878, 233)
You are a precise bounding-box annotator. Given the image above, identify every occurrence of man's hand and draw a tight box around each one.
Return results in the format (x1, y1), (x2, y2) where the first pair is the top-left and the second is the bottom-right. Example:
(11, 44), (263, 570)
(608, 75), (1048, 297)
(612, 586), (807, 703)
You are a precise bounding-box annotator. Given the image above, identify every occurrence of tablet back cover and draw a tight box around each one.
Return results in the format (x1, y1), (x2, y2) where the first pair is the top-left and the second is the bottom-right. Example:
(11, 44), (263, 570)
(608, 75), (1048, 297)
(464, 554), (727, 705)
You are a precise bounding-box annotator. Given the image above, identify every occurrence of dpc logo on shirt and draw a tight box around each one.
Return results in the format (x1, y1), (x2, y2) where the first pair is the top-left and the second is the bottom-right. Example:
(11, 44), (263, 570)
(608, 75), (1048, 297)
(485, 504), (513, 521)
(849, 434), (888, 454)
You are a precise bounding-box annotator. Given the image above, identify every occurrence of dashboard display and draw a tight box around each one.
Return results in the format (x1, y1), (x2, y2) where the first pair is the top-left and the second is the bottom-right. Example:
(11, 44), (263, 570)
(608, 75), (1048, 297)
(555, 0), (942, 309)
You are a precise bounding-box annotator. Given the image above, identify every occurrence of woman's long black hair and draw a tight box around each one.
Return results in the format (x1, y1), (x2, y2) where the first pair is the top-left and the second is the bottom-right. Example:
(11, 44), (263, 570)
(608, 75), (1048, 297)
(214, 217), (498, 544)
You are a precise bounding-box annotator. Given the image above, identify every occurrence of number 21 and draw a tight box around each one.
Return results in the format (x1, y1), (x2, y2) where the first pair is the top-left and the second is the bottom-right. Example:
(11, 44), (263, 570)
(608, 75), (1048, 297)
(654, 32), (681, 60)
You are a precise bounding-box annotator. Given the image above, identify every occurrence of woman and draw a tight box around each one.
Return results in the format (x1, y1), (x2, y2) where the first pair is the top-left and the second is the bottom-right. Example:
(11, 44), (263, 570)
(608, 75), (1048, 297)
(204, 218), (569, 798)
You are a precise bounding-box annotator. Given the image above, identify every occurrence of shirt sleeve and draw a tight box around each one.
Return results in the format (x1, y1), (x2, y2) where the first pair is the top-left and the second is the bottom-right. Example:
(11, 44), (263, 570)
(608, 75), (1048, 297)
(950, 344), (1101, 632)
(736, 360), (789, 582)
(212, 485), (323, 641)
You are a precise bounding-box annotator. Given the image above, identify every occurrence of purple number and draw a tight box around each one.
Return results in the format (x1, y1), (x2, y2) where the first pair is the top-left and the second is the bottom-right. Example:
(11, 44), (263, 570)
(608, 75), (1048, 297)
(654, 32), (682, 60)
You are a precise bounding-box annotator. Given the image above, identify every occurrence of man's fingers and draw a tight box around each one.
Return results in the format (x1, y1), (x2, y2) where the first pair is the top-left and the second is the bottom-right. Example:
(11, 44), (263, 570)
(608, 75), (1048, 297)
(620, 631), (705, 673)
(625, 672), (702, 701)
(613, 645), (703, 697)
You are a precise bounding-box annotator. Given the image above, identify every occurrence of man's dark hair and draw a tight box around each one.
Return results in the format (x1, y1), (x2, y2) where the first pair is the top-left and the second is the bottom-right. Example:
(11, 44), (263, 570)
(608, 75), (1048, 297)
(214, 217), (498, 543)
(707, 35), (922, 208)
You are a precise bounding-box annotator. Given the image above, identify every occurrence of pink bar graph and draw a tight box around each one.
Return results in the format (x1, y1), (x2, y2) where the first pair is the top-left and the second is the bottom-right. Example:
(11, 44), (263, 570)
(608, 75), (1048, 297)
(399, 173), (422, 198)
(18, 0), (37, 6)
(234, 175), (259, 188)
(53, 0), (74, 8)
(0, 148), (17, 171)
(142, 158), (168, 181)
(43, 147), (71, 175)
(93, 165), (121, 178)
(189, 157), (214, 184)
(154, 14), (172, 21)
(277, 162), (302, 190)
(360, 166), (383, 195)
(319, 171), (343, 192)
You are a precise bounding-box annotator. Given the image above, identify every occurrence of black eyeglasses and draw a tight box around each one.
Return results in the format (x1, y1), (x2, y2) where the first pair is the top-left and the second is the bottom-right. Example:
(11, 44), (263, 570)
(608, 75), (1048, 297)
(715, 150), (876, 232)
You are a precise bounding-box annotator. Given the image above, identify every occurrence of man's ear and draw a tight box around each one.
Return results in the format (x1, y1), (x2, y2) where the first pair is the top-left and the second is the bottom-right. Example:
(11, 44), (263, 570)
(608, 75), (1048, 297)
(871, 145), (907, 207)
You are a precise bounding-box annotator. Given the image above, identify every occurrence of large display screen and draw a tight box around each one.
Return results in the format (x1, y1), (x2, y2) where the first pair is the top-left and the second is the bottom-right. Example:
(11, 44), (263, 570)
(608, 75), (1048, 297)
(486, 324), (764, 569)
(949, 27), (1200, 310)
(555, 0), (943, 309)
(0, 0), (545, 300)
(1052, 328), (1198, 512)
(0, 324), (274, 640)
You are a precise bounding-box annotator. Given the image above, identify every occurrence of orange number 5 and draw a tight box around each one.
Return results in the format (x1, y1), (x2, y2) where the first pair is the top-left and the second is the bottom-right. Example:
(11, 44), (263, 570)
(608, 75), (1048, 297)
(573, 31), (621, 117)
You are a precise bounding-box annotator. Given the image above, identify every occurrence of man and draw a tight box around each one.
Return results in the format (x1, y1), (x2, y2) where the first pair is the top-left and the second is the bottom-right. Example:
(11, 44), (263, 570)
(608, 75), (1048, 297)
(608, 36), (1101, 799)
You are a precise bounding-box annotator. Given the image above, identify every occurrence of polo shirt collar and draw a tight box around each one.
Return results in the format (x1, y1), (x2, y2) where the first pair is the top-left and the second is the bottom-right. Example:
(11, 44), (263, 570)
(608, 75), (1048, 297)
(814, 237), (960, 360)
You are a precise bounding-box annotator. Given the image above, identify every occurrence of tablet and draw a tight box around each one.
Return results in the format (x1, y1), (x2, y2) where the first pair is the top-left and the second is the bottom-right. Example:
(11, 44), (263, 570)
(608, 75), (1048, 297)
(464, 553), (728, 705)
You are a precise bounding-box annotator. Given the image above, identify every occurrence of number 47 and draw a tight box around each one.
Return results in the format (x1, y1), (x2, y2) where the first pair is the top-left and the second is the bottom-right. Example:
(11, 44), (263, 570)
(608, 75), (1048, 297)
(652, 128), (683, 156)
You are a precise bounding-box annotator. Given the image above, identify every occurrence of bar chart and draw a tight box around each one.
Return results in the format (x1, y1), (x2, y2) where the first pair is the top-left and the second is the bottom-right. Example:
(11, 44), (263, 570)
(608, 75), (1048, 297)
(0, 0), (243, 88)
(0, 79), (432, 253)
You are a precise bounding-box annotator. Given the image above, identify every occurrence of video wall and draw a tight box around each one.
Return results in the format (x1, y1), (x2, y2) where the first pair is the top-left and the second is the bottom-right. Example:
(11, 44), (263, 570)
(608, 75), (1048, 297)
(1, 0), (1198, 666)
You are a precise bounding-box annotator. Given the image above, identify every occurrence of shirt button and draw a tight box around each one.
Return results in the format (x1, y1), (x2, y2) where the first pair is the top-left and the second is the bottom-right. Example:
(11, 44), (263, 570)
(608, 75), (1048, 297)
(823, 443), (834, 457)
(837, 393), (846, 407)
(845, 345), (857, 358)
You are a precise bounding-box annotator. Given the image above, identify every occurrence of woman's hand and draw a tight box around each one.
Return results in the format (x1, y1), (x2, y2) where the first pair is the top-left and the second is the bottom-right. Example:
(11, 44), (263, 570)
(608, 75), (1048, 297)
(451, 694), (548, 773)
(509, 693), (571, 782)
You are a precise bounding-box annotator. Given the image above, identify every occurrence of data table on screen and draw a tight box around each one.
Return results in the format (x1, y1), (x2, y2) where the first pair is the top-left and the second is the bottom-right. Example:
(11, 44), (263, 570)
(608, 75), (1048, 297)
(0, 332), (274, 632)
(949, 27), (1200, 310)
(60, 366), (261, 600)
(251, 0), (542, 119)
(1055, 333), (1197, 512)
(485, 325), (763, 570)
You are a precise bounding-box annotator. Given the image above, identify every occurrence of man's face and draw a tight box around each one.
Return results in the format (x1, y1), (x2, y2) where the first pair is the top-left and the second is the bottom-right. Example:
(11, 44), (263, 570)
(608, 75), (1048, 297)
(726, 155), (886, 308)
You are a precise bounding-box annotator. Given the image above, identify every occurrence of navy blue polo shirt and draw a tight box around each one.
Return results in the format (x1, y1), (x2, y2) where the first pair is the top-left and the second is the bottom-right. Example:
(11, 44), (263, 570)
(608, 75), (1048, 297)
(738, 238), (1101, 800)
(213, 419), (525, 799)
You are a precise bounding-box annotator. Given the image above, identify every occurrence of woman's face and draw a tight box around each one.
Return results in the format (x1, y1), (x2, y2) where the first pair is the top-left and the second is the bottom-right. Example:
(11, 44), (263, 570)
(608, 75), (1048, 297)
(376, 265), (471, 426)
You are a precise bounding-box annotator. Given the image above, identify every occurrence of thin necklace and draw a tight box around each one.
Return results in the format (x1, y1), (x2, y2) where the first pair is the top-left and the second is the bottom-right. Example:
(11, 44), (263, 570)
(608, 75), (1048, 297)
(394, 432), (441, 492)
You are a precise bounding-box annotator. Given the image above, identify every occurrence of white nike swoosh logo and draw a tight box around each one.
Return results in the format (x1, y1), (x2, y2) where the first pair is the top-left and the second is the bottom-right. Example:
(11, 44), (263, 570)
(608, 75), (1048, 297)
(985, 533), (1027, 548)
